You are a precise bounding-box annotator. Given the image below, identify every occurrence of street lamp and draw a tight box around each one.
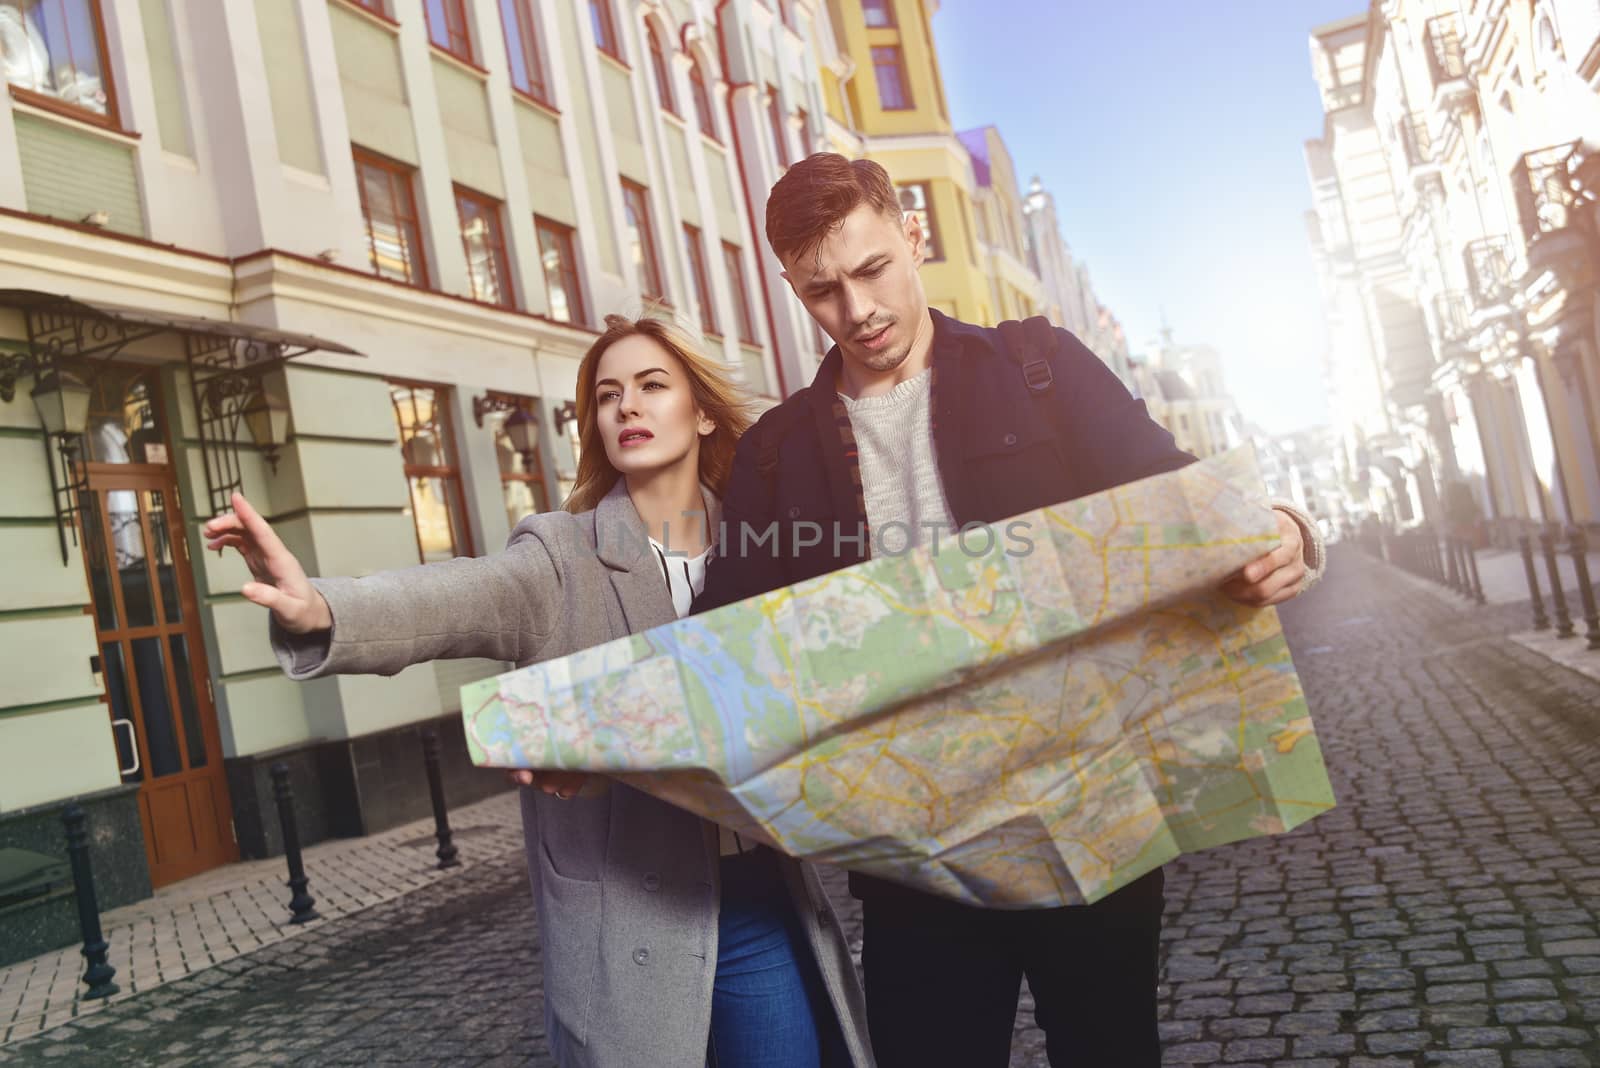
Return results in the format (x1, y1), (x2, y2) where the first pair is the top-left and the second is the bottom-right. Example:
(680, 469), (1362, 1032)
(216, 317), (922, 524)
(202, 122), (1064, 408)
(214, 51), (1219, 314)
(242, 370), (291, 474)
(27, 367), (93, 565)
(30, 368), (92, 439)
(503, 405), (539, 468)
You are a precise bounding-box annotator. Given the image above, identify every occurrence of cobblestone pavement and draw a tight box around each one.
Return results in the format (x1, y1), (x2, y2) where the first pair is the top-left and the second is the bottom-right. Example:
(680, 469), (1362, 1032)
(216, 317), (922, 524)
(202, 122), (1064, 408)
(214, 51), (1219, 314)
(4, 546), (1599, 1066)
(0, 791), (526, 1045)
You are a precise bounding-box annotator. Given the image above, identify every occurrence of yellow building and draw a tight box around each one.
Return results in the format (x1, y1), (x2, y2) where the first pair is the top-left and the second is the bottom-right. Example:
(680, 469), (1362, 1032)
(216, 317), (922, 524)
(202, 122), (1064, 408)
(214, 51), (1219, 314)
(824, 0), (1037, 326)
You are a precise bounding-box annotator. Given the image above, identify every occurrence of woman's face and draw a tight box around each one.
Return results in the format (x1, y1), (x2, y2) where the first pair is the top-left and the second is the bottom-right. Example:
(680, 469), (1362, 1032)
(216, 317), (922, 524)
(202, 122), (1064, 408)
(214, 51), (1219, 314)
(592, 334), (715, 480)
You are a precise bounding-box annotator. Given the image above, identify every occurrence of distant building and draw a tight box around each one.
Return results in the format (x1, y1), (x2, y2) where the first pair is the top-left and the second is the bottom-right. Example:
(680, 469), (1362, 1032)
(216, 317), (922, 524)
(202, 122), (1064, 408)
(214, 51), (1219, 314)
(1021, 177), (1134, 390)
(1129, 327), (1243, 460)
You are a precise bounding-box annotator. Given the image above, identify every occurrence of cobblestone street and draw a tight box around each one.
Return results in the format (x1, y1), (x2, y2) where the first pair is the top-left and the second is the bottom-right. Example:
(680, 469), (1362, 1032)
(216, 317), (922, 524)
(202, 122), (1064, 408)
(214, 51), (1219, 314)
(3, 545), (1598, 1066)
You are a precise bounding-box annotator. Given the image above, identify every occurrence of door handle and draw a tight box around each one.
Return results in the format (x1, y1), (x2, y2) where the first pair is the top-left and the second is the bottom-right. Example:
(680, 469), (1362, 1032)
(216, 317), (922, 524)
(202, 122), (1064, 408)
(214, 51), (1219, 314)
(111, 718), (141, 777)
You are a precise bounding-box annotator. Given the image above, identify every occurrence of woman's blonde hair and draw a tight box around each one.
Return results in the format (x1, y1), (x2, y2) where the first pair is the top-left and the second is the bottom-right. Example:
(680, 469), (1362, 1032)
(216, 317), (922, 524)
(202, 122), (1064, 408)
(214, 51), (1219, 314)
(564, 314), (759, 514)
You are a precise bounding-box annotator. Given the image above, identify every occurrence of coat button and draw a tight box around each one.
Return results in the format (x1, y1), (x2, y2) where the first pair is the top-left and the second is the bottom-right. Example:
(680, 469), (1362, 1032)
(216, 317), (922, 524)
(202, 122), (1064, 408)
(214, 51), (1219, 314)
(1003, 432), (1018, 447)
(816, 908), (830, 926)
(633, 947), (650, 965)
(787, 506), (801, 519)
(642, 872), (661, 892)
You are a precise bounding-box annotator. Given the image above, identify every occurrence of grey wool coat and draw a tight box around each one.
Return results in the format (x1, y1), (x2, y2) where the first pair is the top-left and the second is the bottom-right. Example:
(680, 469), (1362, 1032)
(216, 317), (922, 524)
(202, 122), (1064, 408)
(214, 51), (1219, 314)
(272, 481), (874, 1068)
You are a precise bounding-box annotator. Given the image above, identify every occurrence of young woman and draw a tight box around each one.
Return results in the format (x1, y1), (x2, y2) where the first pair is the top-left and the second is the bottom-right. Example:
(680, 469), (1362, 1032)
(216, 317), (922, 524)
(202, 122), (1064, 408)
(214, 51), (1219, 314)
(203, 316), (873, 1068)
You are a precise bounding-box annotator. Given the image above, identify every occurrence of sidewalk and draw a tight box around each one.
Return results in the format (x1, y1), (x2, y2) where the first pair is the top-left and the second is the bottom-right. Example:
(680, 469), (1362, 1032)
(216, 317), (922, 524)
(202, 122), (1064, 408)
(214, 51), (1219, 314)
(1365, 541), (1600, 684)
(0, 789), (525, 1047)
(1469, 544), (1600, 606)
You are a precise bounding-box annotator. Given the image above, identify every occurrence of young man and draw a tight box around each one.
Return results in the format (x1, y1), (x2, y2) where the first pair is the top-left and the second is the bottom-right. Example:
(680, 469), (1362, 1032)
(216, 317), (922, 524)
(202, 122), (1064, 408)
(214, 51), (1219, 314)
(695, 153), (1324, 1067)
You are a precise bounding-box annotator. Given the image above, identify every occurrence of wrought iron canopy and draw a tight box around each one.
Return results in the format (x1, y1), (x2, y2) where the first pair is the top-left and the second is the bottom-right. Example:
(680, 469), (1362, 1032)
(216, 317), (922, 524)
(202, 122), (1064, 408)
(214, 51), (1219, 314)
(0, 288), (364, 553)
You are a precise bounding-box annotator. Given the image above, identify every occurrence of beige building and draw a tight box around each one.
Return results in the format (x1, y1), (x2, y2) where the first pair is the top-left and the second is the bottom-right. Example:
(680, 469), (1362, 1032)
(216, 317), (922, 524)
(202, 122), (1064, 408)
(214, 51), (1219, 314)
(0, 0), (810, 962)
(1305, 1), (1600, 540)
(1129, 330), (1243, 461)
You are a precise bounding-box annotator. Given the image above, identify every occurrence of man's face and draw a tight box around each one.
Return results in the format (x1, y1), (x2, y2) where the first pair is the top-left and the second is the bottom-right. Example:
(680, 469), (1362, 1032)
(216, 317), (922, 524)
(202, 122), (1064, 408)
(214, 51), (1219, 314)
(781, 203), (930, 377)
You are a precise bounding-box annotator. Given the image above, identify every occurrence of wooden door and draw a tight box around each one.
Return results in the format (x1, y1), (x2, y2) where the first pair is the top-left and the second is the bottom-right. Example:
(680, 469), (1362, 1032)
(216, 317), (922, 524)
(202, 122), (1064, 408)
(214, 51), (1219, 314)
(80, 465), (238, 886)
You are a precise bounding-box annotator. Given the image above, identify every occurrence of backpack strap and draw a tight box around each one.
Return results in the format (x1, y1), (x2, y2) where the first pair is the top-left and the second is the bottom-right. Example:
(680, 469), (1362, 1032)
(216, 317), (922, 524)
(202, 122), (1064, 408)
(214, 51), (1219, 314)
(996, 317), (1059, 397)
(994, 316), (1072, 481)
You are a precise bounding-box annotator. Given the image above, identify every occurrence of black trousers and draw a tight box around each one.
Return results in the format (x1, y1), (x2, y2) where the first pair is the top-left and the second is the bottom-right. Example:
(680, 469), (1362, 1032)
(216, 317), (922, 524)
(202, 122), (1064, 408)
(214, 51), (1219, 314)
(860, 868), (1164, 1068)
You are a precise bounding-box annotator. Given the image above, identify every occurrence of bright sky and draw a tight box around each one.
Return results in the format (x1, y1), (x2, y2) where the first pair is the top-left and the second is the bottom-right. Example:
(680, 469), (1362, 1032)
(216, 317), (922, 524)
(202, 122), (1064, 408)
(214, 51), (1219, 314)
(929, 0), (1365, 434)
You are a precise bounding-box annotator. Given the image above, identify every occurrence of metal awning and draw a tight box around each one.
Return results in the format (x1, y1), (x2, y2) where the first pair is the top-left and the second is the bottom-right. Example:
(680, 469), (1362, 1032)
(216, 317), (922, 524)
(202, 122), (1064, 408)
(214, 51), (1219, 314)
(0, 288), (366, 537)
(0, 288), (363, 361)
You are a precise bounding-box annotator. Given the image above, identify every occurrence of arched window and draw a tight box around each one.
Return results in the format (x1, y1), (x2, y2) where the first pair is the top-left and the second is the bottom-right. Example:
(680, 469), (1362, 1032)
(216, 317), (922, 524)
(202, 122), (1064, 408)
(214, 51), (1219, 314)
(648, 25), (676, 114)
(689, 59), (717, 140)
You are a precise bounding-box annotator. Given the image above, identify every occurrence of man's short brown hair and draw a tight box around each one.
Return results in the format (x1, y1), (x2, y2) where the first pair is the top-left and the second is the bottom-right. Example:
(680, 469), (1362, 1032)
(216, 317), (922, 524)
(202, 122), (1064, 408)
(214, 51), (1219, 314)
(765, 153), (901, 265)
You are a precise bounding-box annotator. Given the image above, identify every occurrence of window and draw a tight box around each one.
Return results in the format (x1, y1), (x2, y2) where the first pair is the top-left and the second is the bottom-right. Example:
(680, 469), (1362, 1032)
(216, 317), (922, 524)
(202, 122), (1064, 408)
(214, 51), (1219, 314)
(621, 180), (665, 301)
(684, 225), (718, 335)
(499, 0), (549, 103)
(354, 148), (429, 286)
(896, 182), (941, 261)
(648, 25), (675, 113)
(794, 106), (809, 157)
(483, 394), (552, 532)
(766, 85), (789, 168)
(861, 0), (895, 28)
(722, 242), (757, 344)
(423, 0), (472, 61)
(590, 0), (621, 59)
(689, 60), (717, 139)
(455, 186), (514, 308)
(1, 0), (119, 124)
(535, 216), (587, 326)
(390, 382), (474, 562)
(872, 46), (911, 110)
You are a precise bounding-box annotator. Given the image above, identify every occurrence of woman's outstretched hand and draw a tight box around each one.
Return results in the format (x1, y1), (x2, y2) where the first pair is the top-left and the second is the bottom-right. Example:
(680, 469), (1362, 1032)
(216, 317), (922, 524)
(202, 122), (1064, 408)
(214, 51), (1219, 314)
(202, 492), (333, 635)
(505, 769), (591, 799)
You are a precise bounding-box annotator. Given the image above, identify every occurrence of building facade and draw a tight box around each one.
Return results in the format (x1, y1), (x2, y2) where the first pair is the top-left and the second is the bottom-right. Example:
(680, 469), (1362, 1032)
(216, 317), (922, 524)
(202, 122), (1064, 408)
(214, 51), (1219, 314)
(1304, 1), (1600, 541)
(1021, 176), (1136, 390)
(824, 0), (1038, 326)
(957, 125), (1043, 324)
(0, 0), (808, 962)
(1128, 329), (1244, 461)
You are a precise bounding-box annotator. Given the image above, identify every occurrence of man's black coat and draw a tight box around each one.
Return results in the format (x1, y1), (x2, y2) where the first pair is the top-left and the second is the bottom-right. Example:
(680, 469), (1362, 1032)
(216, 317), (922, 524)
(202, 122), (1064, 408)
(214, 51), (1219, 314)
(693, 308), (1195, 901)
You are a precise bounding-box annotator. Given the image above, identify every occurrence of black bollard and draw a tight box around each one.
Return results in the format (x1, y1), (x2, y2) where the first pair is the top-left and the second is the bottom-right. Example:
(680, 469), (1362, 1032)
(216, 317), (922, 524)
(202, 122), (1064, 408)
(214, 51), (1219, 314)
(1520, 533), (1550, 630)
(1568, 527), (1600, 650)
(420, 728), (460, 870)
(1540, 527), (1576, 639)
(270, 763), (321, 924)
(1462, 538), (1486, 605)
(62, 804), (118, 999)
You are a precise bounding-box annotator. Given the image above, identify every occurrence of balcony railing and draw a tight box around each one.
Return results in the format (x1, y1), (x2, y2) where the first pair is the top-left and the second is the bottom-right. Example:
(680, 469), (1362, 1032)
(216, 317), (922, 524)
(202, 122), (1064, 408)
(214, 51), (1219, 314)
(1432, 290), (1471, 343)
(1400, 115), (1433, 169)
(1425, 17), (1467, 88)
(1463, 236), (1513, 306)
(1512, 141), (1584, 242)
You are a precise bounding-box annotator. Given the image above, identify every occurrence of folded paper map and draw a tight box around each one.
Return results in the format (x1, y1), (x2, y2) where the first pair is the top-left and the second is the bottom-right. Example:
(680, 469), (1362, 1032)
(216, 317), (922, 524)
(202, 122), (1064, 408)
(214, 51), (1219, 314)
(463, 446), (1335, 907)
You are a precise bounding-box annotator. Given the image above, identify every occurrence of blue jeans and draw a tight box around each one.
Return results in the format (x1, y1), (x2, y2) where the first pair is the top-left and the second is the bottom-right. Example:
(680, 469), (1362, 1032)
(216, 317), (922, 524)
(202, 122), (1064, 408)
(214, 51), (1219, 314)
(707, 848), (834, 1068)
